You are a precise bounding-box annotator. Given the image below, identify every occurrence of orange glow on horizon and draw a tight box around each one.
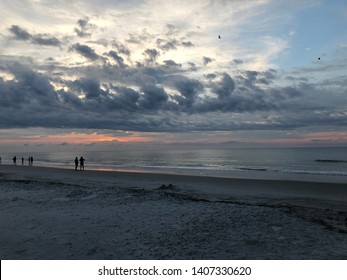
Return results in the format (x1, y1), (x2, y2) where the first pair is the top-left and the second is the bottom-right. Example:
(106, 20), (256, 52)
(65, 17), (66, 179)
(1, 130), (347, 147)
(0, 132), (155, 145)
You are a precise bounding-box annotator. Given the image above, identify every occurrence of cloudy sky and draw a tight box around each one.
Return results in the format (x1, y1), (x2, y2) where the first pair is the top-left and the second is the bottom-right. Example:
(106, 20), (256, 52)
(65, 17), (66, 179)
(0, 0), (347, 151)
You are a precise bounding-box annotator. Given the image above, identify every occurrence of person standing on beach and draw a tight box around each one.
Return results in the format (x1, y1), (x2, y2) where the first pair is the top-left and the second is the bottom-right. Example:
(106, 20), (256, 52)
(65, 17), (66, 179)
(75, 157), (79, 171)
(22, 157), (24, 165)
(79, 156), (85, 171)
(13, 156), (16, 165)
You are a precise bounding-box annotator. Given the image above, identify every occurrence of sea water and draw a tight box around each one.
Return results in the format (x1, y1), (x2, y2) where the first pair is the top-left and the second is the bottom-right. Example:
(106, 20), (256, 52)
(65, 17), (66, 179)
(2, 147), (347, 179)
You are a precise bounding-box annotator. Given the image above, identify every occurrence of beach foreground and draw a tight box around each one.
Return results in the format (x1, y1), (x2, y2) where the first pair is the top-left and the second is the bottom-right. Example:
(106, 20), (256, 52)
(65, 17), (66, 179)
(0, 165), (347, 259)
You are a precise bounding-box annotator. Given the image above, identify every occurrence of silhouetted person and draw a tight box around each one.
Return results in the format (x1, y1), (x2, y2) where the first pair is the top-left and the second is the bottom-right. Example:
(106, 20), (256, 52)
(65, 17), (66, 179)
(75, 157), (79, 171)
(29, 156), (33, 166)
(13, 156), (16, 165)
(22, 157), (24, 165)
(79, 156), (85, 171)
(28, 157), (31, 165)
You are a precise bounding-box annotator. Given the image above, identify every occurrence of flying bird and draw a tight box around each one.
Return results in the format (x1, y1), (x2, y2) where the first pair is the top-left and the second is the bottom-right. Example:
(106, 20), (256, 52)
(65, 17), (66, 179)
(318, 57), (320, 60)
(218, 35), (221, 39)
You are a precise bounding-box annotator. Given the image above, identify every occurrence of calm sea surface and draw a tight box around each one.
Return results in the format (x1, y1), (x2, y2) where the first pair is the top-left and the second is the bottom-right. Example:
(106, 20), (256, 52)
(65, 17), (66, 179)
(2, 147), (347, 179)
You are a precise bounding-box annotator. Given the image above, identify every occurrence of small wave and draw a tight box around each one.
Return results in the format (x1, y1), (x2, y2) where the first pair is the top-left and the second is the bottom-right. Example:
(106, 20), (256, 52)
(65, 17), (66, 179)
(238, 167), (267, 172)
(140, 164), (229, 171)
(275, 169), (347, 177)
(315, 159), (347, 163)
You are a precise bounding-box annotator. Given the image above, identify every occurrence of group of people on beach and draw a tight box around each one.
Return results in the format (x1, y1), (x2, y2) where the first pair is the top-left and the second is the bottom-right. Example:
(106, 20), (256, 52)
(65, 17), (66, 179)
(12, 156), (34, 166)
(1, 155), (86, 170)
(75, 156), (85, 171)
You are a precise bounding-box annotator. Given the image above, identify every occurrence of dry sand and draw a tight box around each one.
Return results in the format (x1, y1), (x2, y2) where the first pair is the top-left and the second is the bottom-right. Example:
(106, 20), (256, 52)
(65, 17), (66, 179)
(0, 164), (347, 259)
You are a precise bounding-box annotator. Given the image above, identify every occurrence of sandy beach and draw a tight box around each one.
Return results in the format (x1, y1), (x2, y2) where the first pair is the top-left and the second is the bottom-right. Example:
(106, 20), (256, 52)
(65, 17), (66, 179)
(0, 164), (347, 259)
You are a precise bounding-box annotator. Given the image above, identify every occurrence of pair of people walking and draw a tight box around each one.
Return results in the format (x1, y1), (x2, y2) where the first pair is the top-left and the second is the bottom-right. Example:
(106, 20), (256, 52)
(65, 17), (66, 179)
(75, 156), (85, 171)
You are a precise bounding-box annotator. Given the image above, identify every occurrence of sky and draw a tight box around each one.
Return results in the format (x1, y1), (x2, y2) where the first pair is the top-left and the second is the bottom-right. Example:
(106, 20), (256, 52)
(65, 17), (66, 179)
(0, 0), (347, 151)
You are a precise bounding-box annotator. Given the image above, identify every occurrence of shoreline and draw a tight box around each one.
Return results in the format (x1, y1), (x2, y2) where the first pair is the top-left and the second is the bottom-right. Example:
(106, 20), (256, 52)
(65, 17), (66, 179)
(1, 163), (347, 209)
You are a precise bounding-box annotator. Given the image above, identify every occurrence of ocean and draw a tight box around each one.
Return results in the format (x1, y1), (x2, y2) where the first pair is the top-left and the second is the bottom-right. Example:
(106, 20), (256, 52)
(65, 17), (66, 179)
(1, 147), (347, 179)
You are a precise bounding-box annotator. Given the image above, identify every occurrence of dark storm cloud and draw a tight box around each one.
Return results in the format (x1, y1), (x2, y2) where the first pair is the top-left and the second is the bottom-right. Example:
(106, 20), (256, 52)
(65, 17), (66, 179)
(0, 63), (62, 127)
(170, 76), (203, 108)
(70, 43), (100, 60)
(1, 57), (346, 132)
(9, 25), (61, 47)
(71, 77), (105, 100)
(139, 84), (168, 110)
(111, 86), (140, 111)
(211, 73), (235, 98)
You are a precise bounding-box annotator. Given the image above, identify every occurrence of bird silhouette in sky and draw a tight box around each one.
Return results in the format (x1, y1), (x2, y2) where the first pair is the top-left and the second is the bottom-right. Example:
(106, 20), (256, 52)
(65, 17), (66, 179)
(318, 57), (320, 60)
(218, 35), (221, 39)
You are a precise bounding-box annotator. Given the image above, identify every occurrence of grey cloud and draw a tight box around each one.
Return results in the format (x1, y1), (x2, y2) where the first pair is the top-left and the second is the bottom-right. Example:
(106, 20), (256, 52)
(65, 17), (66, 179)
(33, 36), (61, 47)
(205, 73), (217, 79)
(156, 38), (178, 51)
(71, 77), (105, 100)
(126, 30), (152, 44)
(157, 38), (195, 51)
(143, 48), (160, 64)
(9, 25), (61, 47)
(70, 43), (100, 60)
(163, 60), (182, 68)
(237, 69), (278, 88)
(203, 56), (213, 66)
(182, 41), (194, 47)
(188, 62), (198, 71)
(139, 84), (168, 110)
(112, 41), (131, 56)
(112, 86), (140, 111)
(126, 34), (142, 44)
(75, 17), (93, 38)
(165, 24), (180, 36)
(212, 73), (235, 98)
(232, 59), (243, 65)
(9, 25), (31, 40)
(107, 51), (126, 67)
(87, 39), (109, 47)
(286, 76), (309, 82)
(170, 76), (203, 108)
